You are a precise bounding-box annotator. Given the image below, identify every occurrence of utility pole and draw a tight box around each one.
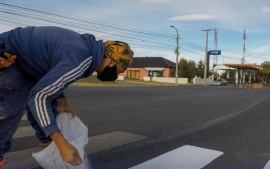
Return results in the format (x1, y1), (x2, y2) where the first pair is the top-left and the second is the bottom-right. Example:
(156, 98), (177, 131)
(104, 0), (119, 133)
(214, 28), (218, 67)
(241, 25), (247, 84)
(201, 28), (214, 86)
(242, 26), (247, 64)
(171, 26), (179, 85)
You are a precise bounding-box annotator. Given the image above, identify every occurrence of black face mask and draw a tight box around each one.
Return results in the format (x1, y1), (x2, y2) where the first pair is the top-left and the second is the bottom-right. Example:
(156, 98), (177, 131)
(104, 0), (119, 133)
(97, 65), (118, 81)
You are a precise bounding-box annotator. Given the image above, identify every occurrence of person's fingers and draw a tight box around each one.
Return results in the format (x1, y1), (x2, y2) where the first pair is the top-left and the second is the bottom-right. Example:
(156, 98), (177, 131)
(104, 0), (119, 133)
(0, 60), (12, 67)
(71, 110), (76, 118)
(0, 53), (16, 68)
(75, 153), (83, 164)
(0, 57), (8, 62)
(68, 161), (79, 166)
(9, 55), (16, 63)
(3, 52), (12, 60)
(4, 62), (12, 67)
(3, 52), (16, 62)
(68, 156), (82, 166)
(75, 158), (82, 165)
(59, 109), (76, 118)
(0, 61), (4, 68)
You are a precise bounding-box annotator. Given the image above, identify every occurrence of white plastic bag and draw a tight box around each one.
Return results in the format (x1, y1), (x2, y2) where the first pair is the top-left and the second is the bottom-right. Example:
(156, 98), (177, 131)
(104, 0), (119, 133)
(32, 113), (89, 169)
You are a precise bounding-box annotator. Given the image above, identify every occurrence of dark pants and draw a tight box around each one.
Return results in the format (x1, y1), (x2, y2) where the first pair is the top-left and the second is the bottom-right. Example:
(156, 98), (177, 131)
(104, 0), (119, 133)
(0, 64), (59, 160)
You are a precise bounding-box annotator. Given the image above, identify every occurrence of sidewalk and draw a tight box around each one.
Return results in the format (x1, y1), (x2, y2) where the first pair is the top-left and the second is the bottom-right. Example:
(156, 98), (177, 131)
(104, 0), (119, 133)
(74, 76), (177, 87)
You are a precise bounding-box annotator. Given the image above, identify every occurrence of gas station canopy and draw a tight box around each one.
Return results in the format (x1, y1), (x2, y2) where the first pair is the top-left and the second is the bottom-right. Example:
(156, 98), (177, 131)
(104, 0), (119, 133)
(213, 65), (236, 70)
(224, 64), (263, 70)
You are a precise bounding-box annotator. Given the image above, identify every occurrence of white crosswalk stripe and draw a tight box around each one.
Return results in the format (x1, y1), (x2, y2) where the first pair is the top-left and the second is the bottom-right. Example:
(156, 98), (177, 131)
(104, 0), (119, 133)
(264, 161), (270, 169)
(129, 146), (270, 169)
(8, 116), (270, 169)
(6, 116), (147, 169)
(7, 131), (147, 169)
(14, 114), (35, 138)
(129, 145), (223, 169)
(21, 113), (28, 120)
(14, 126), (35, 138)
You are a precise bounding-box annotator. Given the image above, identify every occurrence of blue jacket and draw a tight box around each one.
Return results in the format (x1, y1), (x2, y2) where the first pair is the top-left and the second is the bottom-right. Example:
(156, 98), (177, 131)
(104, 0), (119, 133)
(0, 26), (104, 136)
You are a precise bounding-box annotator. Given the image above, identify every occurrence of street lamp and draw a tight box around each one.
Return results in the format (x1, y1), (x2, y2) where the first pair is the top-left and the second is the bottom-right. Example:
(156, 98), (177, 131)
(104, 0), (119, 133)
(170, 26), (179, 85)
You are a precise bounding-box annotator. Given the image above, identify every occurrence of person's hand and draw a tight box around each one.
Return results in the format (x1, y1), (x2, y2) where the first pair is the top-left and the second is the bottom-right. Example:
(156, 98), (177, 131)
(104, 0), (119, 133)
(57, 98), (76, 117)
(50, 132), (83, 166)
(0, 52), (16, 68)
(59, 141), (83, 166)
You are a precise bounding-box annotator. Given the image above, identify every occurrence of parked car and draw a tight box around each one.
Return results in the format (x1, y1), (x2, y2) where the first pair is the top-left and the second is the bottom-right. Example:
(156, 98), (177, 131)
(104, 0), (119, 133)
(213, 78), (227, 86)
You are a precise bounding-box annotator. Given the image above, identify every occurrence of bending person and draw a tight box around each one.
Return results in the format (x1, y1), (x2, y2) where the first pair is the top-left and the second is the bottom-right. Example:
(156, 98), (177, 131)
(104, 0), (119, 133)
(0, 26), (133, 167)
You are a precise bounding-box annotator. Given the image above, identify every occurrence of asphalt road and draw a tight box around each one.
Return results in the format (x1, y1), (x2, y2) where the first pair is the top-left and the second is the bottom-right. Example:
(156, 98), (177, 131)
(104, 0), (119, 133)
(11, 84), (270, 169)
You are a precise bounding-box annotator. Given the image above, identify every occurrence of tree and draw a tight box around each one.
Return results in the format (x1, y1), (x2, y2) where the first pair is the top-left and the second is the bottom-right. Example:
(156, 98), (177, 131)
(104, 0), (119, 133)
(187, 60), (197, 80)
(259, 61), (270, 85)
(178, 58), (188, 78)
(196, 59), (204, 78)
(220, 70), (235, 79)
(177, 59), (198, 80)
(172, 57), (219, 79)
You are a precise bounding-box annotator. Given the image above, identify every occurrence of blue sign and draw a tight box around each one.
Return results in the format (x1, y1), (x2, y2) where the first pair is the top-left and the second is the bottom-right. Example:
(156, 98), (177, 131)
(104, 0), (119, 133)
(208, 50), (221, 55)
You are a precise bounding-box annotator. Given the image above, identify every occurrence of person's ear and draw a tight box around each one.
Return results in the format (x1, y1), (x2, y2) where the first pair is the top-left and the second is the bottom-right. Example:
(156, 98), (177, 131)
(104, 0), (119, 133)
(107, 59), (115, 67)
(96, 58), (110, 74)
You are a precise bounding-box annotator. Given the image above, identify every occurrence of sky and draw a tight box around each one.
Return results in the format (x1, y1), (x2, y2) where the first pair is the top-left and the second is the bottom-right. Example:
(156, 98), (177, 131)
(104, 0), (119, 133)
(1, 0), (270, 68)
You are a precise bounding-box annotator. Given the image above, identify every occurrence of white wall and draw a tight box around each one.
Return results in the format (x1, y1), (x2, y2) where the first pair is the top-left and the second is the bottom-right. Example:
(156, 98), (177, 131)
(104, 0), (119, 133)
(143, 77), (188, 84)
(117, 76), (124, 80)
(193, 78), (214, 85)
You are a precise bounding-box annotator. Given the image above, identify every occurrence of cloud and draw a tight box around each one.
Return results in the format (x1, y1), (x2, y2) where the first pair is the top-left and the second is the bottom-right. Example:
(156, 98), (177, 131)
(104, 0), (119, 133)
(0, 24), (16, 33)
(167, 14), (218, 21)
(141, 0), (169, 3)
(252, 45), (270, 54)
(261, 6), (270, 13)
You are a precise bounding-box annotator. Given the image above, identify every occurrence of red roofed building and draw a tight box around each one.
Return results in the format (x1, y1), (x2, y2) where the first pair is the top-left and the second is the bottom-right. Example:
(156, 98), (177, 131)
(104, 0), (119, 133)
(119, 57), (176, 80)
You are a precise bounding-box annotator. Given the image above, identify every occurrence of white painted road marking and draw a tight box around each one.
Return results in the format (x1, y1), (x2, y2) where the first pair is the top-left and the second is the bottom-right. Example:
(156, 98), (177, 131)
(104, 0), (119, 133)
(263, 160), (270, 169)
(21, 113), (28, 120)
(6, 131), (146, 169)
(13, 126), (35, 138)
(129, 145), (223, 169)
(14, 117), (270, 169)
(14, 114), (35, 138)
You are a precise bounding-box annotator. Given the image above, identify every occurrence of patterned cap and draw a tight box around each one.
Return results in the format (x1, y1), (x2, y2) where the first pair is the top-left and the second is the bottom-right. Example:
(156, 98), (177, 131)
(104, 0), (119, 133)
(104, 41), (134, 70)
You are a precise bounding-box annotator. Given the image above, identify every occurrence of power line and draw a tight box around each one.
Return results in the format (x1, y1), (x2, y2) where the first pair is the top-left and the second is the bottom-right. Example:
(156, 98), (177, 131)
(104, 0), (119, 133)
(1, 0), (253, 64)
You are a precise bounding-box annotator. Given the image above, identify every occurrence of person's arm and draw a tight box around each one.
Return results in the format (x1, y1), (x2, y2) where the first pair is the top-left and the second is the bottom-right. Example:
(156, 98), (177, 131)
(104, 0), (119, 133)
(0, 52), (16, 68)
(27, 56), (92, 166)
(0, 52), (82, 163)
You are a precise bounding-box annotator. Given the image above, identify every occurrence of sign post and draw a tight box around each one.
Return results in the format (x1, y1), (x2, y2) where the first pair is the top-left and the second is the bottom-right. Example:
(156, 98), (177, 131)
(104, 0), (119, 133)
(208, 50), (221, 55)
(206, 50), (221, 81)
